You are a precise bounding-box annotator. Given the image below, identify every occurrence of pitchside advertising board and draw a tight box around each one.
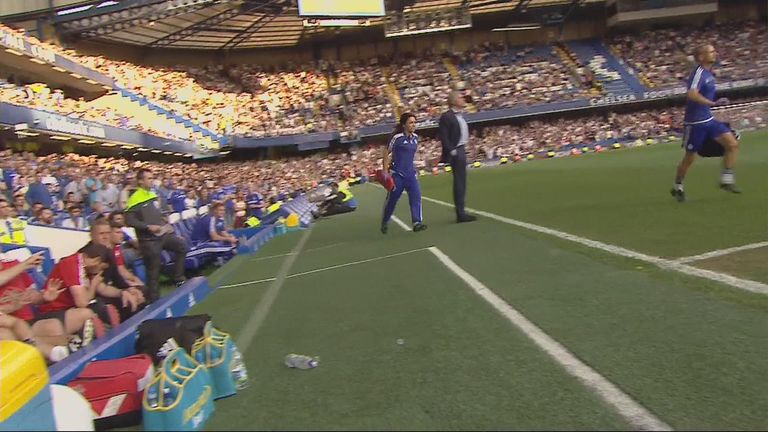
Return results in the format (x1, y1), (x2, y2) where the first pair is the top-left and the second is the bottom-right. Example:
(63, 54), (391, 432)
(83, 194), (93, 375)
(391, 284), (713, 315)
(589, 78), (768, 106)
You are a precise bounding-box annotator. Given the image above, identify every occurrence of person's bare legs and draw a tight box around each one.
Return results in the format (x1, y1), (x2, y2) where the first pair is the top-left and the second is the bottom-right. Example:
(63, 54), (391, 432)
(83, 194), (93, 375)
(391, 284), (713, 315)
(672, 151), (696, 202)
(0, 314), (68, 361)
(715, 131), (740, 192)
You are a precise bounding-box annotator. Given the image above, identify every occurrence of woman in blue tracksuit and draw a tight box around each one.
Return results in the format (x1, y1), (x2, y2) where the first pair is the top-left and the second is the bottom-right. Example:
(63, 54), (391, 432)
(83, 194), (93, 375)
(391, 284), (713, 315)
(381, 112), (427, 234)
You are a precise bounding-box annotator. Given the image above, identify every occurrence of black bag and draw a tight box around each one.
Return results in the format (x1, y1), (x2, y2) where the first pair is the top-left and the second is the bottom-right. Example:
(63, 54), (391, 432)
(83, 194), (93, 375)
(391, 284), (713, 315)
(135, 314), (211, 364)
(697, 122), (739, 158)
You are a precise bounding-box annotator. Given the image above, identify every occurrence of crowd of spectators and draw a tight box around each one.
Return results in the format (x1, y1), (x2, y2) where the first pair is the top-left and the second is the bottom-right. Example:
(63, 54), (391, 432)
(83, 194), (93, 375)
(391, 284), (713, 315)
(1, 21), (766, 143)
(610, 21), (768, 88)
(3, 100), (764, 229)
(457, 42), (591, 110)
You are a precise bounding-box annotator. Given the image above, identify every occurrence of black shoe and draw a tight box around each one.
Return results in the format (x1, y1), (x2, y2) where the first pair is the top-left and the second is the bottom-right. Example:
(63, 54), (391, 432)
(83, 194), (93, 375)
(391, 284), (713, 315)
(457, 215), (477, 223)
(670, 188), (685, 203)
(720, 183), (742, 194)
(381, 223), (388, 234)
(413, 223), (428, 232)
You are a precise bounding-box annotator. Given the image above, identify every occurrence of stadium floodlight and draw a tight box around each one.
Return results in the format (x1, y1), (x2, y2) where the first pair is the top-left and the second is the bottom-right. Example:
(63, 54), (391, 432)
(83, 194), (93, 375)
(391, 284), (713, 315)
(150, 149), (163, 153)
(29, 58), (48, 65)
(14, 123), (28, 131)
(16, 131), (40, 137)
(78, 139), (97, 144)
(101, 143), (118, 147)
(50, 135), (72, 141)
(4, 49), (24, 56)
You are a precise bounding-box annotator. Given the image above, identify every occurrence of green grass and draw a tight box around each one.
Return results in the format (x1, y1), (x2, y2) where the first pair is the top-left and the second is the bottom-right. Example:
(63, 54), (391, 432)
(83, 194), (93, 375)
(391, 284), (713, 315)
(419, 131), (768, 258)
(696, 246), (768, 285)
(187, 133), (768, 431)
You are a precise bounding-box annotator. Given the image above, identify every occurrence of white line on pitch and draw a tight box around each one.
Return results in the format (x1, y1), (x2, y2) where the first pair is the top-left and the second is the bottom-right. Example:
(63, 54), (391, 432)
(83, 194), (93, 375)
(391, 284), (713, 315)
(219, 247), (429, 290)
(218, 277), (277, 289)
(421, 196), (768, 296)
(249, 241), (348, 262)
(250, 252), (295, 262)
(673, 241), (768, 264)
(391, 215), (411, 231)
(428, 246), (672, 431)
(286, 247), (428, 279)
(235, 227), (312, 352)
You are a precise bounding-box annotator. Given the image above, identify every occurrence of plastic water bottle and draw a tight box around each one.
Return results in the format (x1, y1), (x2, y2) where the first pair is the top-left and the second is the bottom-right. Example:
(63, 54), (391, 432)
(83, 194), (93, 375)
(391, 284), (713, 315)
(284, 354), (319, 369)
(230, 347), (249, 390)
(147, 385), (159, 408)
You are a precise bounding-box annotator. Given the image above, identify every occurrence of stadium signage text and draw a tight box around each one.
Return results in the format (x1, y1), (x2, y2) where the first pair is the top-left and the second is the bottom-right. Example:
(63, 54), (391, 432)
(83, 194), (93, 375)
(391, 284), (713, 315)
(589, 94), (637, 106)
(44, 116), (107, 138)
(0, 29), (56, 64)
(643, 78), (767, 100)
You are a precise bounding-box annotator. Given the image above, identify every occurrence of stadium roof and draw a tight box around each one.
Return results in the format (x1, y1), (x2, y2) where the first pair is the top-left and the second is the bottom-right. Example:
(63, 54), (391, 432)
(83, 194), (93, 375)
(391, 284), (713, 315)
(50, 0), (602, 50)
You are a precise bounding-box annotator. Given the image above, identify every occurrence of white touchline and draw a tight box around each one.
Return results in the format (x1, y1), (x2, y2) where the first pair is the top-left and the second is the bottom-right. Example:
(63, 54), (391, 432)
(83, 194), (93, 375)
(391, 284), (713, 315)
(218, 277), (277, 289)
(427, 246), (672, 431)
(249, 252), (295, 262)
(248, 242), (348, 262)
(286, 247), (428, 279)
(421, 196), (768, 296)
(391, 215), (412, 231)
(673, 241), (768, 264)
(235, 227), (313, 352)
(218, 248), (430, 290)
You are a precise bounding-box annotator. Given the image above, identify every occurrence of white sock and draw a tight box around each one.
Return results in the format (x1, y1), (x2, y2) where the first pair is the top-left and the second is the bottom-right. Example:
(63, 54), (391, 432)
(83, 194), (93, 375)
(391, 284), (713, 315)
(721, 172), (734, 185)
(674, 183), (684, 191)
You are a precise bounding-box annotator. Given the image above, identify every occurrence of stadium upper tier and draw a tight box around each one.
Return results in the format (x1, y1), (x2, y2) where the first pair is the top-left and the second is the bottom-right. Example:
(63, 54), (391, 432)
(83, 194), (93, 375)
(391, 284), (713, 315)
(0, 21), (766, 145)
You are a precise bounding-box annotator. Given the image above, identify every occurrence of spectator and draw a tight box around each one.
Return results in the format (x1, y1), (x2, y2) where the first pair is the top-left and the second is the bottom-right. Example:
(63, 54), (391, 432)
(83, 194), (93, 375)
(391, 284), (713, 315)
(0, 252), (70, 361)
(30, 207), (56, 226)
(61, 205), (90, 230)
(192, 202), (238, 247)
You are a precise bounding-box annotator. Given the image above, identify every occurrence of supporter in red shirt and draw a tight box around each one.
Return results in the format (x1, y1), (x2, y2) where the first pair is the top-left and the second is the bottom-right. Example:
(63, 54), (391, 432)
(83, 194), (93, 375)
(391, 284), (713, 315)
(0, 252), (71, 362)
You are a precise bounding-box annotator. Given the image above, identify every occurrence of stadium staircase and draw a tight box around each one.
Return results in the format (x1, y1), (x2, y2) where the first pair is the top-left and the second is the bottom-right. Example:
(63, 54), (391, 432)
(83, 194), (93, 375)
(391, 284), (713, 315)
(88, 92), (218, 149)
(554, 43), (602, 95)
(607, 43), (656, 89)
(381, 66), (403, 119)
(566, 39), (646, 95)
(116, 87), (227, 148)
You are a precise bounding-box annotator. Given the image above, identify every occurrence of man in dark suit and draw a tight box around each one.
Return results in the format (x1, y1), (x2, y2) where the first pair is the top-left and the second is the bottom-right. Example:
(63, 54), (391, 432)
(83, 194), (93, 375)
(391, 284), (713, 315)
(439, 91), (477, 223)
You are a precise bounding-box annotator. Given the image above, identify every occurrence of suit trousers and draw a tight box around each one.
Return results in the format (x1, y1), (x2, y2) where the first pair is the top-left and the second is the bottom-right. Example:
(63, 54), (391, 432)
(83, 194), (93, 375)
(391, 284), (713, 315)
(450, 148), (468, 218)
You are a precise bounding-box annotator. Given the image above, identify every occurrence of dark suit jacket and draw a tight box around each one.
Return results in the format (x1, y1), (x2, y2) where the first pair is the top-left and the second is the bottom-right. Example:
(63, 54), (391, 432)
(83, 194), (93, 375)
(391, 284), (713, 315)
(438, 110), (462, 163)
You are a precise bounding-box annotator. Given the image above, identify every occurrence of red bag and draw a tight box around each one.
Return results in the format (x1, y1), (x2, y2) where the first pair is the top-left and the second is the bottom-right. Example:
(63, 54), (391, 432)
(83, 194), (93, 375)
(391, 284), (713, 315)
(375, 169), (396, 192)
(67, 354), (154, 430)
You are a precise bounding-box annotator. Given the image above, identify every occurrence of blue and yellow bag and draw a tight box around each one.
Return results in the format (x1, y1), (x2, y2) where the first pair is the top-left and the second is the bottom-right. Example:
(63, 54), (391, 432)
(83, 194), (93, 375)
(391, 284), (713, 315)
(142, 348), (214, 431)
(191, 322), (247, 400)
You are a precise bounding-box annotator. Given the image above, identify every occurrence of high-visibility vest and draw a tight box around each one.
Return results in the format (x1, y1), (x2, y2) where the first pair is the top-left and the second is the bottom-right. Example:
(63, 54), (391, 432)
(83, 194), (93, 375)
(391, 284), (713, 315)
(0, 218), (27, 245)
(340, 190), (354, 203)
(266, 202), (282, 214)
(245, 216), (261, 228)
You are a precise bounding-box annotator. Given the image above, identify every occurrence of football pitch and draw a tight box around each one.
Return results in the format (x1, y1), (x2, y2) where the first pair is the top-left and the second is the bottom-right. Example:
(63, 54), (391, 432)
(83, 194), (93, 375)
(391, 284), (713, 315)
(192, 131), (768, 430)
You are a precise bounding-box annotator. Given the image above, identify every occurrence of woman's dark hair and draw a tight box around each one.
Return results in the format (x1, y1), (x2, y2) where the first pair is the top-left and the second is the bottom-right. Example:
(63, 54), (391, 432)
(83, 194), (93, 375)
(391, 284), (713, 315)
(393, 112), (416, 136)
